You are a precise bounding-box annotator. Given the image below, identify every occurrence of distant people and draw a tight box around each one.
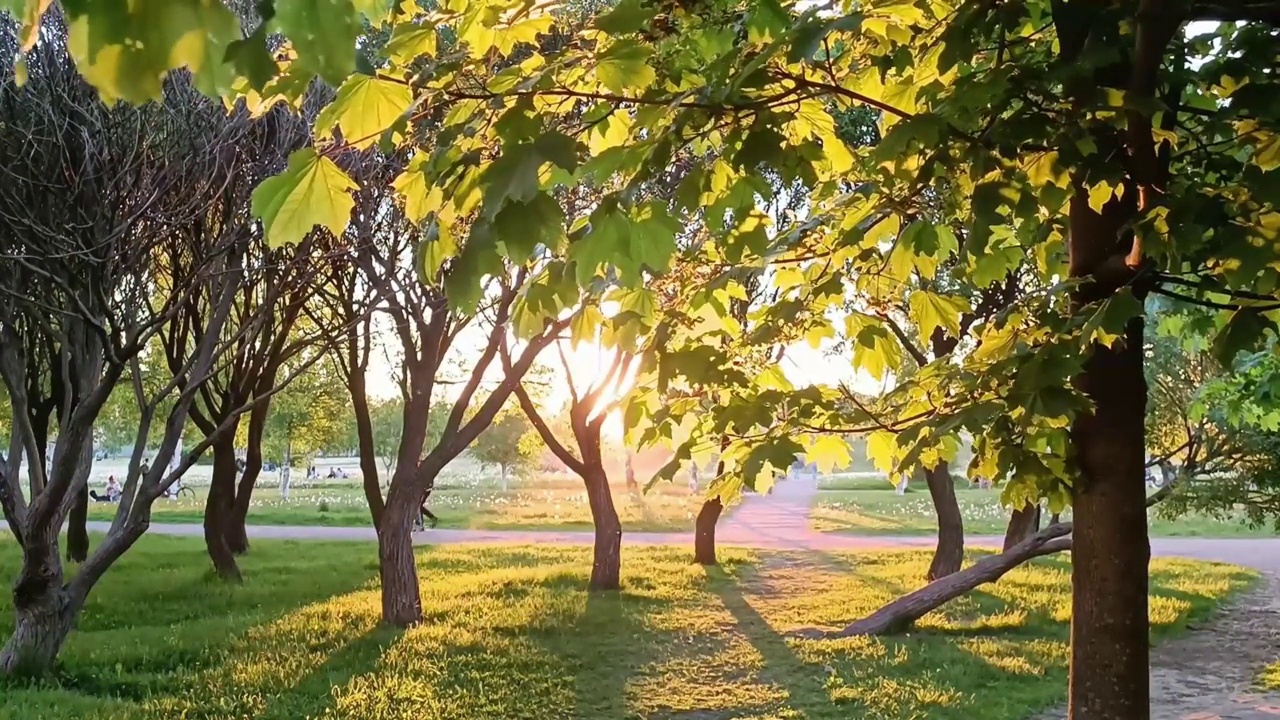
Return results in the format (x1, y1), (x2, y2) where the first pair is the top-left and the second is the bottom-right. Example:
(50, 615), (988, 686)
(415, 489), (438, 531)
(326, 467), (337, 479)
(90, 475), (122, 502)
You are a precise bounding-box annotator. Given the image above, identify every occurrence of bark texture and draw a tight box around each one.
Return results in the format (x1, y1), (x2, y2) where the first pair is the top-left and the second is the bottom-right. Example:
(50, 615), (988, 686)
(694, 498), (724, 566)
(1003, 503), (1042, 551)
(923, 463), (963, 580)
(584, 468), (622, 591)
(204, 434), (242, 582)
(65, 485), (89, 563)
(377, 482), (422, 626)
(803, 523), (1073, 638)
(1068, 311), (1150, 719)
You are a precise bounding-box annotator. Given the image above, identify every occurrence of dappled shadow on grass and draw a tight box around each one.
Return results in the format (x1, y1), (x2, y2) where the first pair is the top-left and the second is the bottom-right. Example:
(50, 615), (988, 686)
(0, 535), (381, 707)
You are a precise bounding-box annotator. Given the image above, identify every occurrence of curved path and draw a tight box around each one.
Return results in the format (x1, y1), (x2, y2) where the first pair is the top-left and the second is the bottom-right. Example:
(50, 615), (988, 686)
(86, 475), (1280, 569)
(86, 475), (1280, 718)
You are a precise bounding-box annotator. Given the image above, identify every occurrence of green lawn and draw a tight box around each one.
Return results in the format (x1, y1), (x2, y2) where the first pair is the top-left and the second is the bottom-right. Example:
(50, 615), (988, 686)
(0, 536), (1254, 719)
(86, 476), (701, 533)
(812, 474), (1280, 538)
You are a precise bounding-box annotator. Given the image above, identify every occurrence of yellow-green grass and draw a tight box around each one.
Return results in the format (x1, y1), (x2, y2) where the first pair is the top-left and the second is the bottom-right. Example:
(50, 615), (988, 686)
(0, 535), (1253, 719)
(1260, 661), (1280, 689)
(86, 476), (701, 533)
(813, 476), (1280, 538)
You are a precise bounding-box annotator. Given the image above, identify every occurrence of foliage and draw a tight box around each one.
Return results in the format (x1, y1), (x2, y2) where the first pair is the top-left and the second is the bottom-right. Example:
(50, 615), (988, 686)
(469, 411), (539, 479)
(14, 0), (1279, 517)
(1147, 308), (1280, 529)
(0, 535), (1251, 720)
(263, 362), (348, 464)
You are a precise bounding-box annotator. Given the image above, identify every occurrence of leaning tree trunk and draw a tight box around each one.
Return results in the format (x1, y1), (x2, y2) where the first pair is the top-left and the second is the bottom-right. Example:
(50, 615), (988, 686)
(0, 537), (77, 677)
(583, 465), (622, 591)
(801, 523), (1073, 638)
(1003, 503), (1041, 551)
(204, 434), (242, 581)
(923, 462), (964, 581)
(694, 497), (723, 565)
(377, 477), (423, 627)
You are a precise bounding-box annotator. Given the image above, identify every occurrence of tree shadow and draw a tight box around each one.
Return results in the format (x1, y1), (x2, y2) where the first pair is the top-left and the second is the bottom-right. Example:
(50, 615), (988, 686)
(256, 624), (405, 720)
(706, 565), (831, 719)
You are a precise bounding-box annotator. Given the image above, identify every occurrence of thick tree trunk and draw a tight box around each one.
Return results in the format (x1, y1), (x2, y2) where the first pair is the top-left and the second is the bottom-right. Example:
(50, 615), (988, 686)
(1069, 317), (1149, 719)
(65, 485), (89, 563)
(0, 589), (76, 677)
(377, 487), (422, 627)
(0, 540), (75, 677)
(204, 435), (241, 582)
(583, 466), (622, 591)
(1003, 503), (1041, 551)
(923, 463), (963, 581)
(802, 523), (1073, 639)
(693, 497), (723, 565)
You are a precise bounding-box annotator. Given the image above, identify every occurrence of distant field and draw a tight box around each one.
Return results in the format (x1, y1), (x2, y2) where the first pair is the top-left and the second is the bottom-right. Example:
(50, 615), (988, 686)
(812, 473), (1280, 539)
(83, 455), (703, 533)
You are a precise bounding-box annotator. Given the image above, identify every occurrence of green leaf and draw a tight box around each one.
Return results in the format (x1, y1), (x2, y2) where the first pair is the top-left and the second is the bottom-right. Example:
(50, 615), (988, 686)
(908, 291), (970, 346)
(1213, 309), (1277, 366)
(595, 0), (655, 34)
(251, 148), (357, 248)
(315, 74), (414, 148)
(225, 25), (278, 91)
(66, 0), (242, 102)
(273, 0), (362, 86)
(1024, 151), (1068, 189)
(630, 201), (680, 275)
(865, 431), (896, 473)
(419, 221), (457, 285)
(595, 40), (655, 93)
(383, 23), (437, 64)
(570, 305), (606, 347)
(804, 434), (852, 474)
(492, 193), (566, 260)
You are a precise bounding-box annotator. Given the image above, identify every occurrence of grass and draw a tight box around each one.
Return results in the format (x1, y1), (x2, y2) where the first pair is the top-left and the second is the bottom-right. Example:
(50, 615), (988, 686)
(85, 466), (702, 533)
(0, 535), (1254, 720)
(812, 474), (1280, 538)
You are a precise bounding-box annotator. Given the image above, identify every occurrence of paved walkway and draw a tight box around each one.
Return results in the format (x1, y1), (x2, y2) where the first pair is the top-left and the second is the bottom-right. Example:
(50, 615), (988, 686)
(86, 474), (1280, 718)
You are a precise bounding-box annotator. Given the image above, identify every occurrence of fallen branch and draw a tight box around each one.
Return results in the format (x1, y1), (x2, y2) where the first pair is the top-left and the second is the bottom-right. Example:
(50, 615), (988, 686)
(793, 522), (1074, 639)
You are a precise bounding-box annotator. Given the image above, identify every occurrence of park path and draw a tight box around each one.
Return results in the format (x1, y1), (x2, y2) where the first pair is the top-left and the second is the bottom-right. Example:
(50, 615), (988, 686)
(85, 474), (1280, 718)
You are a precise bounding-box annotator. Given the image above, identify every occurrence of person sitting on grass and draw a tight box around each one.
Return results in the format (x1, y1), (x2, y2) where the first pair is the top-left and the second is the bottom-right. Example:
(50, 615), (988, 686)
(90, 475), (122, 502)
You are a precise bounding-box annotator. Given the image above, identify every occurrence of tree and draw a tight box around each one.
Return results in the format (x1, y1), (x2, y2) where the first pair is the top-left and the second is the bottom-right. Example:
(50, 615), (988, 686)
(0, 17), (266, 674)
(25, 0), (1280, 713)
(511, 339), (639, 590)
(470, 410), (538, 491)
(263, 361), (348, 497)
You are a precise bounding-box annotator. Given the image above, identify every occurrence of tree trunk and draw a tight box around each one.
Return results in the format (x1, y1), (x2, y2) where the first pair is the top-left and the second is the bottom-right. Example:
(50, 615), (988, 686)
(583, 466), (622, 591)
(923, 462), (963, 581)
(204, 435), (241, 582)
(1003, 503), (1041, 551)
(64, 438), (94, 563)
(229, 405), (268, 555)
(500, 464), (509, 492)
(802, 523), (1073, 639)
(1069, 316), (1150, 719)
(377, 484), (422, 627)
(694, 497), (723, 565)
(279, 438), (292, 501)
(65, 485), (89, 563)
(0, 541), (75, 677)
(1064, 101), (1153, 715)
(349, 376), (384, 530)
